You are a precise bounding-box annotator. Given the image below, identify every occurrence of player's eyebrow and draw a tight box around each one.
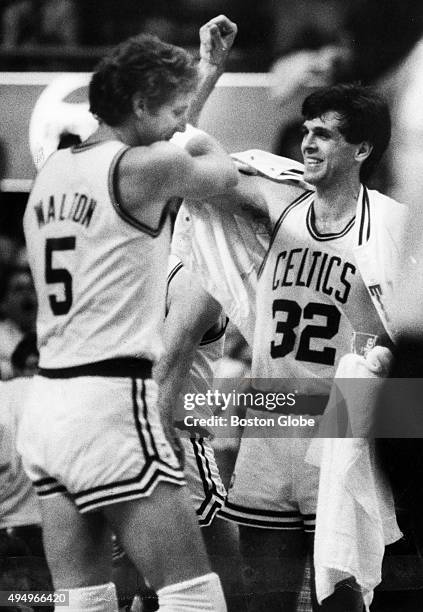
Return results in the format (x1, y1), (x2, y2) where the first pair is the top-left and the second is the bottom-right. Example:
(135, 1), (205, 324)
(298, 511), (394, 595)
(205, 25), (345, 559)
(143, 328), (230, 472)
(318, 126), (334, 136)
(174, 104), (189, 114)
(303, 124), (334, 138)
(302, 121), (333, 132)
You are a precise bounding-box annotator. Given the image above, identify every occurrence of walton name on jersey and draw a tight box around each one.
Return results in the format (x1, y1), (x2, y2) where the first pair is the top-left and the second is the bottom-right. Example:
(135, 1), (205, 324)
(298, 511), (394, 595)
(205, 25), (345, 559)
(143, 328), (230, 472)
(271, 247), (356, 305)
(33, 192), (97, 229)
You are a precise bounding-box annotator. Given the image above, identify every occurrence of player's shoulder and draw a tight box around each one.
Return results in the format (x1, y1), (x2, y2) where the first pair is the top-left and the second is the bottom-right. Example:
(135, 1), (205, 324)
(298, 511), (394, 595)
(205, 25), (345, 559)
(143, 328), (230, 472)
(367, 187), (404, 207)
(232, 149), (311, 213)
(366, 187), (408, 220)
(120, 140), (188, 178)
(255, 174), (308, 202)
(117, 141), (190, 211)
(365, 187), (409, 249)
(246, 174), (310, 228)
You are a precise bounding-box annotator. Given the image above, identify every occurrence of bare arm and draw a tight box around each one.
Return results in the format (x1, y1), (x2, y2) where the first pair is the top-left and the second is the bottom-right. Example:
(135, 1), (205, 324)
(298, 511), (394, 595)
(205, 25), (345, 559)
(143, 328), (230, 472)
(154, 265), (222, 431)
(199, 169), (307, 228)
(121, 131), (237, 197)
(117, 14), (238, 223)
(187, 15), (238, 127)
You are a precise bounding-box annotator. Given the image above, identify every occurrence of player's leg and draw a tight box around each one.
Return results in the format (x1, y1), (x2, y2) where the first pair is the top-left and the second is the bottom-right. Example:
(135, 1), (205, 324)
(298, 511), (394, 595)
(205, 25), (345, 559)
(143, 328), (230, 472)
(318, 578), (364, 611)
(221, 433), (312, 610)
(111, 539), (157, 611)
(103, 482), (226, 611)
(23, 375), (225, 610)
(240, 526), (308, 612)
(202, 517), (248, 612)
(16, 376), (118, 609)
(180, 435), (247, 611)
(39, 494), (118, 611)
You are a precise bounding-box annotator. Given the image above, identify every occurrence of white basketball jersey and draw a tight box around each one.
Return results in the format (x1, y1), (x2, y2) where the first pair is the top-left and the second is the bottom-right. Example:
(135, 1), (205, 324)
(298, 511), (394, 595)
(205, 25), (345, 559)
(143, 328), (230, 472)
(24, 141), (171, 367)
(253, 192), (386, 393)
(167, 256), (227, 420)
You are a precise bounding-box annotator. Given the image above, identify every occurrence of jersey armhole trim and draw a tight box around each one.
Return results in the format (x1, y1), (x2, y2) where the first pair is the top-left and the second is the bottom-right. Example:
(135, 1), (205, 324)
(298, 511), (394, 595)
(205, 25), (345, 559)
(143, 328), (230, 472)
(166, 261), (228, 344)
(109, 149), (169, 238)
(257, 190), (313, 279)
(200, 315), (229, 346)
(167, 260), (184, 285)
(357, 186), (371, 246)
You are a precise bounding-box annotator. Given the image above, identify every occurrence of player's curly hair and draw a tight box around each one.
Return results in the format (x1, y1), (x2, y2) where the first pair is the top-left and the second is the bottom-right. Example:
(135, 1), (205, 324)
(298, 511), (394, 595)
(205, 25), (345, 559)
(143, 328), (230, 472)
(89, 34), (198, 126)
(302, 83), (391, 183)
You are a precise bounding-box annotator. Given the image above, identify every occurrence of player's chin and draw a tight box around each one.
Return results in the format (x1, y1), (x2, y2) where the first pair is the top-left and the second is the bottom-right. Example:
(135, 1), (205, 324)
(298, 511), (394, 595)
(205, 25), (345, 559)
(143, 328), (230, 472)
(164, 130), (178, 141)
(302, 171), (320, 185)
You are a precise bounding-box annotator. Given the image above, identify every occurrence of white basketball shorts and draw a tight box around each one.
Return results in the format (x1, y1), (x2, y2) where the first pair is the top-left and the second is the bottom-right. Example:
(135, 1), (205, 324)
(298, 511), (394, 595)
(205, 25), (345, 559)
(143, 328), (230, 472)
(17, 374), (185, 513)
(179, 435), (227, 527)
(220, 409), (320, 532)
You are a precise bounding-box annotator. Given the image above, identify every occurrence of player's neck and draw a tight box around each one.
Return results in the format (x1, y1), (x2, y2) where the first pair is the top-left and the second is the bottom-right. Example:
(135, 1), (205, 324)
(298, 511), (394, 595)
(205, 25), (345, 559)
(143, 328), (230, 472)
(84, 122), (139, 147)
(313, 178), (361, 233)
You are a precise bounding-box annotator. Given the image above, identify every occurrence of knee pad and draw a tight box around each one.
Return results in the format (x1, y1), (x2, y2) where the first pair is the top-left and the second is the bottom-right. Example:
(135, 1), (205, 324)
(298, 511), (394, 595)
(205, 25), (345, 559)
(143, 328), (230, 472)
(60, 582), (118, 611)
(157, 572), (226, 611)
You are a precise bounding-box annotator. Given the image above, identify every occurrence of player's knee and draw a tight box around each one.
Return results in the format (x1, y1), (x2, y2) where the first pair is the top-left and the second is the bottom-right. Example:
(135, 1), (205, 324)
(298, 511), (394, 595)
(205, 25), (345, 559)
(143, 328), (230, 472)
(62, 582), (118, 611)
(157, 572), (226, 611)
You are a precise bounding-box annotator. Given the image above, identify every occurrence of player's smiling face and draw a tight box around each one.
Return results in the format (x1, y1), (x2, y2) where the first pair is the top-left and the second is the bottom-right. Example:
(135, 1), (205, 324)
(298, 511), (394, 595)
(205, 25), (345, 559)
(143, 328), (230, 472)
(301, 112), (361, 188)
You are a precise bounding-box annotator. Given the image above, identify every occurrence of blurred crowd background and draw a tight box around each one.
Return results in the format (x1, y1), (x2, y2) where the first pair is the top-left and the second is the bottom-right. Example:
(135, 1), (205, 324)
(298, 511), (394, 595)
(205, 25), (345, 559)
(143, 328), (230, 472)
(0, 0), (420, 75)
(0, 0), (423, 379)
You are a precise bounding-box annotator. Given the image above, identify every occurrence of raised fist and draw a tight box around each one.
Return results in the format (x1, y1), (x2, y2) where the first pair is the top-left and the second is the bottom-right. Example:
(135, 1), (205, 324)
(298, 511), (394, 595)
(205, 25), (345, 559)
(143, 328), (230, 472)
(199, 14), (237, 68)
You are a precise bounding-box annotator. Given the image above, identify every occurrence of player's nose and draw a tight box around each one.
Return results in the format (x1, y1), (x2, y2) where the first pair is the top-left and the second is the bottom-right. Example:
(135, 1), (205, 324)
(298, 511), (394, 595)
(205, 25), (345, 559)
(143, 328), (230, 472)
(175, 118), (187, 133)
(302, 132), (317, 152)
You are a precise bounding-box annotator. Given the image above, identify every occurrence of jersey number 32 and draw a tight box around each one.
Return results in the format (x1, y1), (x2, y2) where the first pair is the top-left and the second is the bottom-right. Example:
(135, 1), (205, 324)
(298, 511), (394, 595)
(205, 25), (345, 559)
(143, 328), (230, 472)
(271, 298), (340, 365)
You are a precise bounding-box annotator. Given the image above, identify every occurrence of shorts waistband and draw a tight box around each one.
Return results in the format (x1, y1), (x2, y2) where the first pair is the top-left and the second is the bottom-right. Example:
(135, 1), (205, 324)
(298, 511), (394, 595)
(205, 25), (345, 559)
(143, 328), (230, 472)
(39, 357), (152, 379)
(249, 394), (329, 416)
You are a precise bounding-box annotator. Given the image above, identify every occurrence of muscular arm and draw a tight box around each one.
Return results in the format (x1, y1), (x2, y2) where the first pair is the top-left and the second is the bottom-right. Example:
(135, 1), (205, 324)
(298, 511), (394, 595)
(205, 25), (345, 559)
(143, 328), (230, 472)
(116, 15), (238, 228)
(187, 15), (237, 127)
(201, 170), (307, 229)
(117, 132), (238, 230)
(154, 265), (222, 430)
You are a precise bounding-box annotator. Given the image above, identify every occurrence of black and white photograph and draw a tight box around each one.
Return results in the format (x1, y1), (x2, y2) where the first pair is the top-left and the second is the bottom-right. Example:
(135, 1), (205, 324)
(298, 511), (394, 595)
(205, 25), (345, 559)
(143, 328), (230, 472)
(1, 1), (423, 611)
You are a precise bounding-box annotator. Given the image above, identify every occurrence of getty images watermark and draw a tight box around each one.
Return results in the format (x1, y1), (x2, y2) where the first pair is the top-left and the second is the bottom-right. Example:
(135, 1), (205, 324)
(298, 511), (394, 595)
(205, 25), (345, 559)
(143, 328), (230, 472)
(178, 377), (423, 438)
(182, 389), (316, 430)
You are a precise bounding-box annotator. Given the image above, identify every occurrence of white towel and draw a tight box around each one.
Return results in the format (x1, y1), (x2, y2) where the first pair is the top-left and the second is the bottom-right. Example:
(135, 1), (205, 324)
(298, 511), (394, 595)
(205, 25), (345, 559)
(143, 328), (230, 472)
(172, 201), (267, 344)
(231, 149), (306, 182)
(172, 149), (307, 344)
(307, 348), (402, 610)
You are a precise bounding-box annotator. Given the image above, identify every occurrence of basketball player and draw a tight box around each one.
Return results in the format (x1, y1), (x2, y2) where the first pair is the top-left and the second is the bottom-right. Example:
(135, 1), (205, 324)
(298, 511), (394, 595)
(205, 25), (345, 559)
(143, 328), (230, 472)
(154, 18), (245, 610)
(188, 83), (404, 611)
(158, 254), (228, 485)
(155, 254), (247, 611)
(18, 26), (238, 612)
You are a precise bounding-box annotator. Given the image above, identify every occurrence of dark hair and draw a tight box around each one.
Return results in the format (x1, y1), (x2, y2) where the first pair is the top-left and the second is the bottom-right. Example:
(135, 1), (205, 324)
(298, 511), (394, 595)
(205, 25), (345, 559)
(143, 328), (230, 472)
(89, 34), (198, 126)
(0, 265), (31, 305)
(302, 83), (391, 182)
(11, 332), (39, 372)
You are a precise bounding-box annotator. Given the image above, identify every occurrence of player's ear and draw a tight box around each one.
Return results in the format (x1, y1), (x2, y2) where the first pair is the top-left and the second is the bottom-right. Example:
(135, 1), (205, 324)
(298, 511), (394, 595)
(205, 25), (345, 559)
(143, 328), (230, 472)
(355, 141), (373, 163)
(132, 93), (145, 118)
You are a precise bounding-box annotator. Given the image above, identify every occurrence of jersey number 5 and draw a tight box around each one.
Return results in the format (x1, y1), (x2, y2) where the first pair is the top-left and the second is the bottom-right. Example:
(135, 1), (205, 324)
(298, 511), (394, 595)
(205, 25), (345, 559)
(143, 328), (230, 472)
(45, 237), (76, 315)
(271, 299), (340, 365)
